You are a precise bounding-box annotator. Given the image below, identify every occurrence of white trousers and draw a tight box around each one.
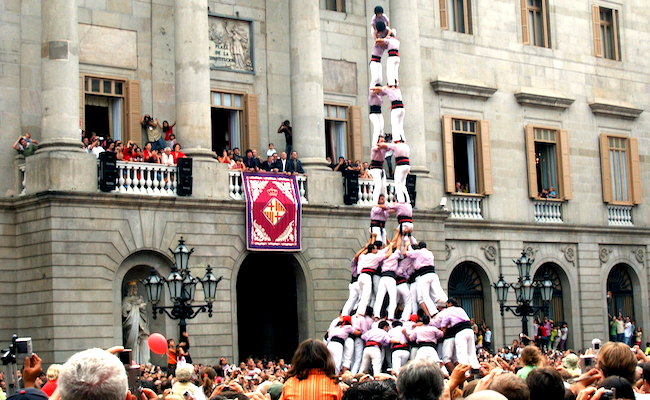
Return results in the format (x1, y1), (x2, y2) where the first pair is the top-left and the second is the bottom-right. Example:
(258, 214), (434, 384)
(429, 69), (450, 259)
(391, 108), (405, 142)
(387, 56), (400, 87)
(396, 282), (412, 318)
(356, 273), (373, 316)
(392, 349), (410, 372)
(409, 280), (419, 316)
(369, 113), (385, 146)
(370, 61), (382, 87)
(455, 328), (481, 369)
(370, 273), (381, 311)
(341, 281), (360, 316)
(394, 165), (411, 204)
(373, 276), (397, 320)
(369, 168), (387, 205)
(342, 337), (355, 369)
(351, 337), (365, 374)
(370, 226), (387, 246)
(417, 273), (448, 314)
(441, 338), (457, 364)
(327, 341), (344, 374)
(360, 346), (383, 376)
(415, 345), (441, 362)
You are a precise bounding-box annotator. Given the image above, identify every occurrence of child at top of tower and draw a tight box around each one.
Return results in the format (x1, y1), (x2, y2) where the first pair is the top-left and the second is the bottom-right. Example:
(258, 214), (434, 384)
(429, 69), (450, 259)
(372, 6), (394, 39)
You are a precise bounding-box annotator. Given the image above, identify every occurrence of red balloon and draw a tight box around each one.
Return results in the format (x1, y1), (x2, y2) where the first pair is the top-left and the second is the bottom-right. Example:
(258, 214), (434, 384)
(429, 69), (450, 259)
(148, 333), (168, 355)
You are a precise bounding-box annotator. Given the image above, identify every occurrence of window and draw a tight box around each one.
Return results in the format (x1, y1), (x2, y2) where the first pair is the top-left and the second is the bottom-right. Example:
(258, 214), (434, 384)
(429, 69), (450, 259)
(521, 0), (550, 47)
(525, 126), (572, 200)
(323, 104), (362, 162)
(320, 0), (345, 12)
(440, 0), (472, 34)
(592, 5), (620, 60)
(80, 75), (140, 145)
(599, 134), (641, 205)
(210, 91), (258, 153)
(442, 116), (492, 195)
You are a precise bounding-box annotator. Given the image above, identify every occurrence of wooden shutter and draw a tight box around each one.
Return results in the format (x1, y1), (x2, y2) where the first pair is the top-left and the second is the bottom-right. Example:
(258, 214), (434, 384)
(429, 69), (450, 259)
(244, 93), (259, 152)
(612, 9), (620, 60)
(126, 80), (142, 147)
(542, 0), (550, 48)
(558, 129), (572, 200)
(525, 125), (538, 198)
(592, 5), (603, 58)
(442, 116), (455, 193)
(79, 75), (85, 130)
(439, 0), (449, 30)
(600, 134), (612, 203)
(479, 120), (493, 195)
(349, 106), (363, 162)
(521, 0), (530, 45)
(629, 137), (642, 204)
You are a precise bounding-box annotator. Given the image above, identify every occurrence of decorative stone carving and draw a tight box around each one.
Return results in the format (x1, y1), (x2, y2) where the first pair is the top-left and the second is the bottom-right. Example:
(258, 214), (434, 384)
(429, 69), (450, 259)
(445, 244), (455, 260)
(525, 246), (537, 262)
(209, 16), (254, 73)
(599, 247), (611, 264)
(589, 102), (643, 120)
(561, 246), (576, 265)
(481, 244), (497, 262)
(430, 78), (497, 100)
(634, 248), (645, 265)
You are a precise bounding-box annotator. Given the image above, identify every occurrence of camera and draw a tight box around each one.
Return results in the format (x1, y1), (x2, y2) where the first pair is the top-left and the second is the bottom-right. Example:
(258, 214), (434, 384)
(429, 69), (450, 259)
(580, 354), (596, 373)
(15, 337), (32, 360)
(119, 349), (142, 399)
(182, 389), (191, 398)
(602, 389), (615, 399)
(592, 338), (601, 355)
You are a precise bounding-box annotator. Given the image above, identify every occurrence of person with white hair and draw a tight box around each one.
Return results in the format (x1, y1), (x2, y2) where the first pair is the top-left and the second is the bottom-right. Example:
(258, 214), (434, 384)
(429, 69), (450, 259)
(396, 358), (445, 400)
(171, 364), (197, 398)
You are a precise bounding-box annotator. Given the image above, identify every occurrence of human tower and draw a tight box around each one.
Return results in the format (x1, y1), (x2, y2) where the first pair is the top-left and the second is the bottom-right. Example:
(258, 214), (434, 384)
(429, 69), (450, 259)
(325, 6), (480, 379)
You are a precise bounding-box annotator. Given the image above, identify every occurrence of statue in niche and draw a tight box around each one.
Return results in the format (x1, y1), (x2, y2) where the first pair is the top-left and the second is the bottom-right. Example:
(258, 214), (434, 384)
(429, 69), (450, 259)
(122, 281), (150, 365)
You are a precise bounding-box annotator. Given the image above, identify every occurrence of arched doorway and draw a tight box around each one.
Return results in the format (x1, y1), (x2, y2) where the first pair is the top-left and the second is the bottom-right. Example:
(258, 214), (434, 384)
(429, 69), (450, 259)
(236, 253), (305, 361)
(533, 263), (564, 322)
(448, 262), (486, 326)
(607, 264), (634, 320)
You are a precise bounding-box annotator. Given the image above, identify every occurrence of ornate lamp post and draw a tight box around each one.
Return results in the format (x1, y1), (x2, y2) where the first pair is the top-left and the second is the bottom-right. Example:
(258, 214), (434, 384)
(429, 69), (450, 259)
(493, 251), (554, 336)
(142, 237), (223, 335)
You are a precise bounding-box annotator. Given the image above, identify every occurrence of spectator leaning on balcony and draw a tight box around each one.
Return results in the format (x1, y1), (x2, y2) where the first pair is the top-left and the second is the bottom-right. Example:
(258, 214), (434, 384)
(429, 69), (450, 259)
(244, 149), (260, 172)
(161, 147), (174, 166)
(275, 152), (290, 174)
(171, 143), (186, 164)
(261, 156), (278, 173)
(13, 135), (38, 157)
(288, 151), (306, 175)
(88, 138), (105, 158)
(141, 114), (166, 151)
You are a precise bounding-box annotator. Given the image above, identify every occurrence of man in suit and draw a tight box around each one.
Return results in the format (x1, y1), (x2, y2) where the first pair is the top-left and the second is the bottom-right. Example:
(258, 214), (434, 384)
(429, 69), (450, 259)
(288, 151), (306, 175)
(275, 151), (290, 175)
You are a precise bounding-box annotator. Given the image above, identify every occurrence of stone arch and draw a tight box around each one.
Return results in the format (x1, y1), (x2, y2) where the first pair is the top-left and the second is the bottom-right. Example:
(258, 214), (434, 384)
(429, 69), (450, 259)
(113, 248), (175, 364)
(606, 263), (638, 323)
(230, 250), (314, 363)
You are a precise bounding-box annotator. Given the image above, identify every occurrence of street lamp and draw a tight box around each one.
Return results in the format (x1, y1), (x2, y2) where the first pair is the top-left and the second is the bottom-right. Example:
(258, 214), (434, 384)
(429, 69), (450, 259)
(142, 237), (223, 335)
(492, 250), (553, 336)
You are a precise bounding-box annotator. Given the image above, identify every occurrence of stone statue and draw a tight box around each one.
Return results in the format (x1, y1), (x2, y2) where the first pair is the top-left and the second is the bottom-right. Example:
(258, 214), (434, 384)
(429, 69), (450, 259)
(122, 281), (150, 365)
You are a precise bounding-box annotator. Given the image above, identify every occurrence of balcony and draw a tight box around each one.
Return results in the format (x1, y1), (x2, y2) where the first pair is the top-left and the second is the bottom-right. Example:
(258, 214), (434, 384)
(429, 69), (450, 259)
(229, 170), (309, 204)
(533, 200), (563, 223)
(111, 161), (178, 196)
(607, 205), (633, 226)
(449, 195), (483, 219)
(357, 178), (397, 206)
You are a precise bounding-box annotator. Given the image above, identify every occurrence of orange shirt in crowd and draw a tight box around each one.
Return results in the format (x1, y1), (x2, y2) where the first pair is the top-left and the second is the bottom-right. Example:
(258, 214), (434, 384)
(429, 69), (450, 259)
(168, 347), (177, 366)
(281, 369), (342, 400)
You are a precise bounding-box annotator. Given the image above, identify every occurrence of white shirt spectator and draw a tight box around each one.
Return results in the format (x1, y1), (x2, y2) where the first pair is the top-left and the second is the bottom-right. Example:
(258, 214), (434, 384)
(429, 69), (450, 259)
(91, 146), (105, 158)
(267, 148), (277, 157)
(161, 152), (174, 166)
(624, 321), (633, 337)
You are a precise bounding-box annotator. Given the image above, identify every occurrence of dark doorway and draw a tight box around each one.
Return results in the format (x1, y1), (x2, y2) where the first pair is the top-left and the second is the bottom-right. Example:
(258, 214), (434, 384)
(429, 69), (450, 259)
(85, 105), (110, 139)
(237, 253), (301, 361)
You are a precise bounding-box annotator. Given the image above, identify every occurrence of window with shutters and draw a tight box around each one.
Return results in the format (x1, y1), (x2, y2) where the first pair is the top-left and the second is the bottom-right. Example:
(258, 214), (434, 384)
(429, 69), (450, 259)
(599, 134), (641, 205)
(323, 104), (362, 163)
(592, 5), (620, 60)
(440, 0), (472, 34)
(521, 0), (550, 47)
(81, 76), (127, 142)
(320, 0), (345, 12)
(442, 116), (493, 196)
(211, 91), (245, 152)
(525, 126), (572, 201)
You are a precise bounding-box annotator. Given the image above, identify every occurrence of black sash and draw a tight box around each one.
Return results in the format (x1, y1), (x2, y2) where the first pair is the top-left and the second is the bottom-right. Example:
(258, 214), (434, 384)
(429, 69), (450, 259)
(396, 157), (410, 166)
(391, 100), (404, 109)
(330, 336), (345, 345)
(388, 49), (399, 57)
(370, 105), (382, 113)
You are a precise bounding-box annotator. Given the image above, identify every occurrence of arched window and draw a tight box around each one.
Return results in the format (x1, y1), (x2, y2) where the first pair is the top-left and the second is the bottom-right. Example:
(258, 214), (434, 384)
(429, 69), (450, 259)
(607, 264), (634, 320)
(533, 263), (564, 322)
(448, 262), (485, 325)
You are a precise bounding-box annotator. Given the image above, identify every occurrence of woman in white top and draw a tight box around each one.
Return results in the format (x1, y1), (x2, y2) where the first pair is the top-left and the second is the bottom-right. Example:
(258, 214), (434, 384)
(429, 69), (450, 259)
(193, 366), (218, 400)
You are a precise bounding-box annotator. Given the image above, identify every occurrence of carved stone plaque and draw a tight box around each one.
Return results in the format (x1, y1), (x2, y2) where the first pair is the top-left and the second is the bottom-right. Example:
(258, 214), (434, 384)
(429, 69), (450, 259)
(209, 16), (254, 73)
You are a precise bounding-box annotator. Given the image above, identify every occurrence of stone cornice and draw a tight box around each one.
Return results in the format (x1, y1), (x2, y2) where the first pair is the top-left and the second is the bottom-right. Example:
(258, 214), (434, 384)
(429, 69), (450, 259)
(589, 102), (644, 120)
(430, 78), (497, 100)
(514, 91), (575, 110)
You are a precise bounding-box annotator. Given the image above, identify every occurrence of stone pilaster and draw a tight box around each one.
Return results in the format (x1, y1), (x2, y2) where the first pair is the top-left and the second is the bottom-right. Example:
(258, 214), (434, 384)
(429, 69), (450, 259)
(389, 0), (434, 208)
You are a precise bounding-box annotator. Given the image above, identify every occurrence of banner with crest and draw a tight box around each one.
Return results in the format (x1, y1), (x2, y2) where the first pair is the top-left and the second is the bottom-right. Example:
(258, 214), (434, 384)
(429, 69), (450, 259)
(242, 173), (302, 251)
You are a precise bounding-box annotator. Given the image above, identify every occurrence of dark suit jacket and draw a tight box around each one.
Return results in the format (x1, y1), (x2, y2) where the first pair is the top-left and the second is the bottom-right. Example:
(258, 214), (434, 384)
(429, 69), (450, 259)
(287, 158), (304, 174)
(275, 158), (290, 172)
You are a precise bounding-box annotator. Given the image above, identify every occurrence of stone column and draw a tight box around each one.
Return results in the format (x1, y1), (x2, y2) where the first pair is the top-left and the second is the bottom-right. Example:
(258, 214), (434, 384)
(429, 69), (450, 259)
(26, 0), (96, 193)
(389, 0), (434, 208)
(174, 0), (228, 199)
(288, 0), (341, 204)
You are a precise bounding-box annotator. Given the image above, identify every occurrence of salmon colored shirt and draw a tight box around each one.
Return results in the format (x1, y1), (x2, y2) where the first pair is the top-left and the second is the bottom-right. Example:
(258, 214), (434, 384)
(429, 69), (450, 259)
(168, 348), (177, 365)
(281, 369), (342, 400)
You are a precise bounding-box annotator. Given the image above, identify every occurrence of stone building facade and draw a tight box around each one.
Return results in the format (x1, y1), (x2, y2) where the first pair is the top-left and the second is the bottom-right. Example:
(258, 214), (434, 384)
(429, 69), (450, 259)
(0, 0), (649, 365)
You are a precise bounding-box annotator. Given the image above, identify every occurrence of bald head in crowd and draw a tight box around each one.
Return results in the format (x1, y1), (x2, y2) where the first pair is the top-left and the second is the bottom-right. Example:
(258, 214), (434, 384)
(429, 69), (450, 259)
(396, 359), (444, 400)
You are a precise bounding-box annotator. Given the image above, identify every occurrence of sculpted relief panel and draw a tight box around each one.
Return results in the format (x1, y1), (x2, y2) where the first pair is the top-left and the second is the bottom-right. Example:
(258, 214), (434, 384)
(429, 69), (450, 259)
(209, 16), (254, 73)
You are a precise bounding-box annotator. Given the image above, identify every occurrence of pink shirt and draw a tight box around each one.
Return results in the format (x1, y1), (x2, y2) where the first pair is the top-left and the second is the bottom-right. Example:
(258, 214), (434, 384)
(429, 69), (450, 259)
(371, 14), (389, 27)
(440, 307), (470, 328)
(329, 324), (356, 340)
(371, 43), (384, 58)
(405, 247), (435, 270)
(381, 250), (400, 273)
(384, 37), (399, 51)
(381, 87), (402, 102)
(410, 325), (443, 344)
(357, 249), (387, 274)
(371, 145), (387, 162)
(389, 202), (412, 217)
(384, 142), (409, 158)
(397, 257), (414, 279)
(369, 91), (383, 107)
(350, 260), (359, 279)
(352, 315), (369, 334)
(431, 308), (447, 329)
(362, 328), (391, 346)
(388, 326), (408, 344)
(328, 317), (341, 332)
(370, 206), (390, 222)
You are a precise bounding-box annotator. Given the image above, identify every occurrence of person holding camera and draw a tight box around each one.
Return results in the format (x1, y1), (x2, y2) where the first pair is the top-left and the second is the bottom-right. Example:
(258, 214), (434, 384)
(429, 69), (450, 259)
(277, 120), (292, 156)
(141, 115), (166, 151)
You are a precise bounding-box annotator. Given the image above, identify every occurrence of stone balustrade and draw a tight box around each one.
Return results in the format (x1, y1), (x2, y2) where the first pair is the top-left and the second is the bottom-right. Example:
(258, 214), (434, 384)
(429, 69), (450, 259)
(449, 195), (484, 219)
(112, 161), (178, 195)
(607, 205), (633, 226)
(19, 163), (26, 196)
(228, 171), (308, 203)
(357, 178), (397, 206)
(533, 200), (563, 223)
